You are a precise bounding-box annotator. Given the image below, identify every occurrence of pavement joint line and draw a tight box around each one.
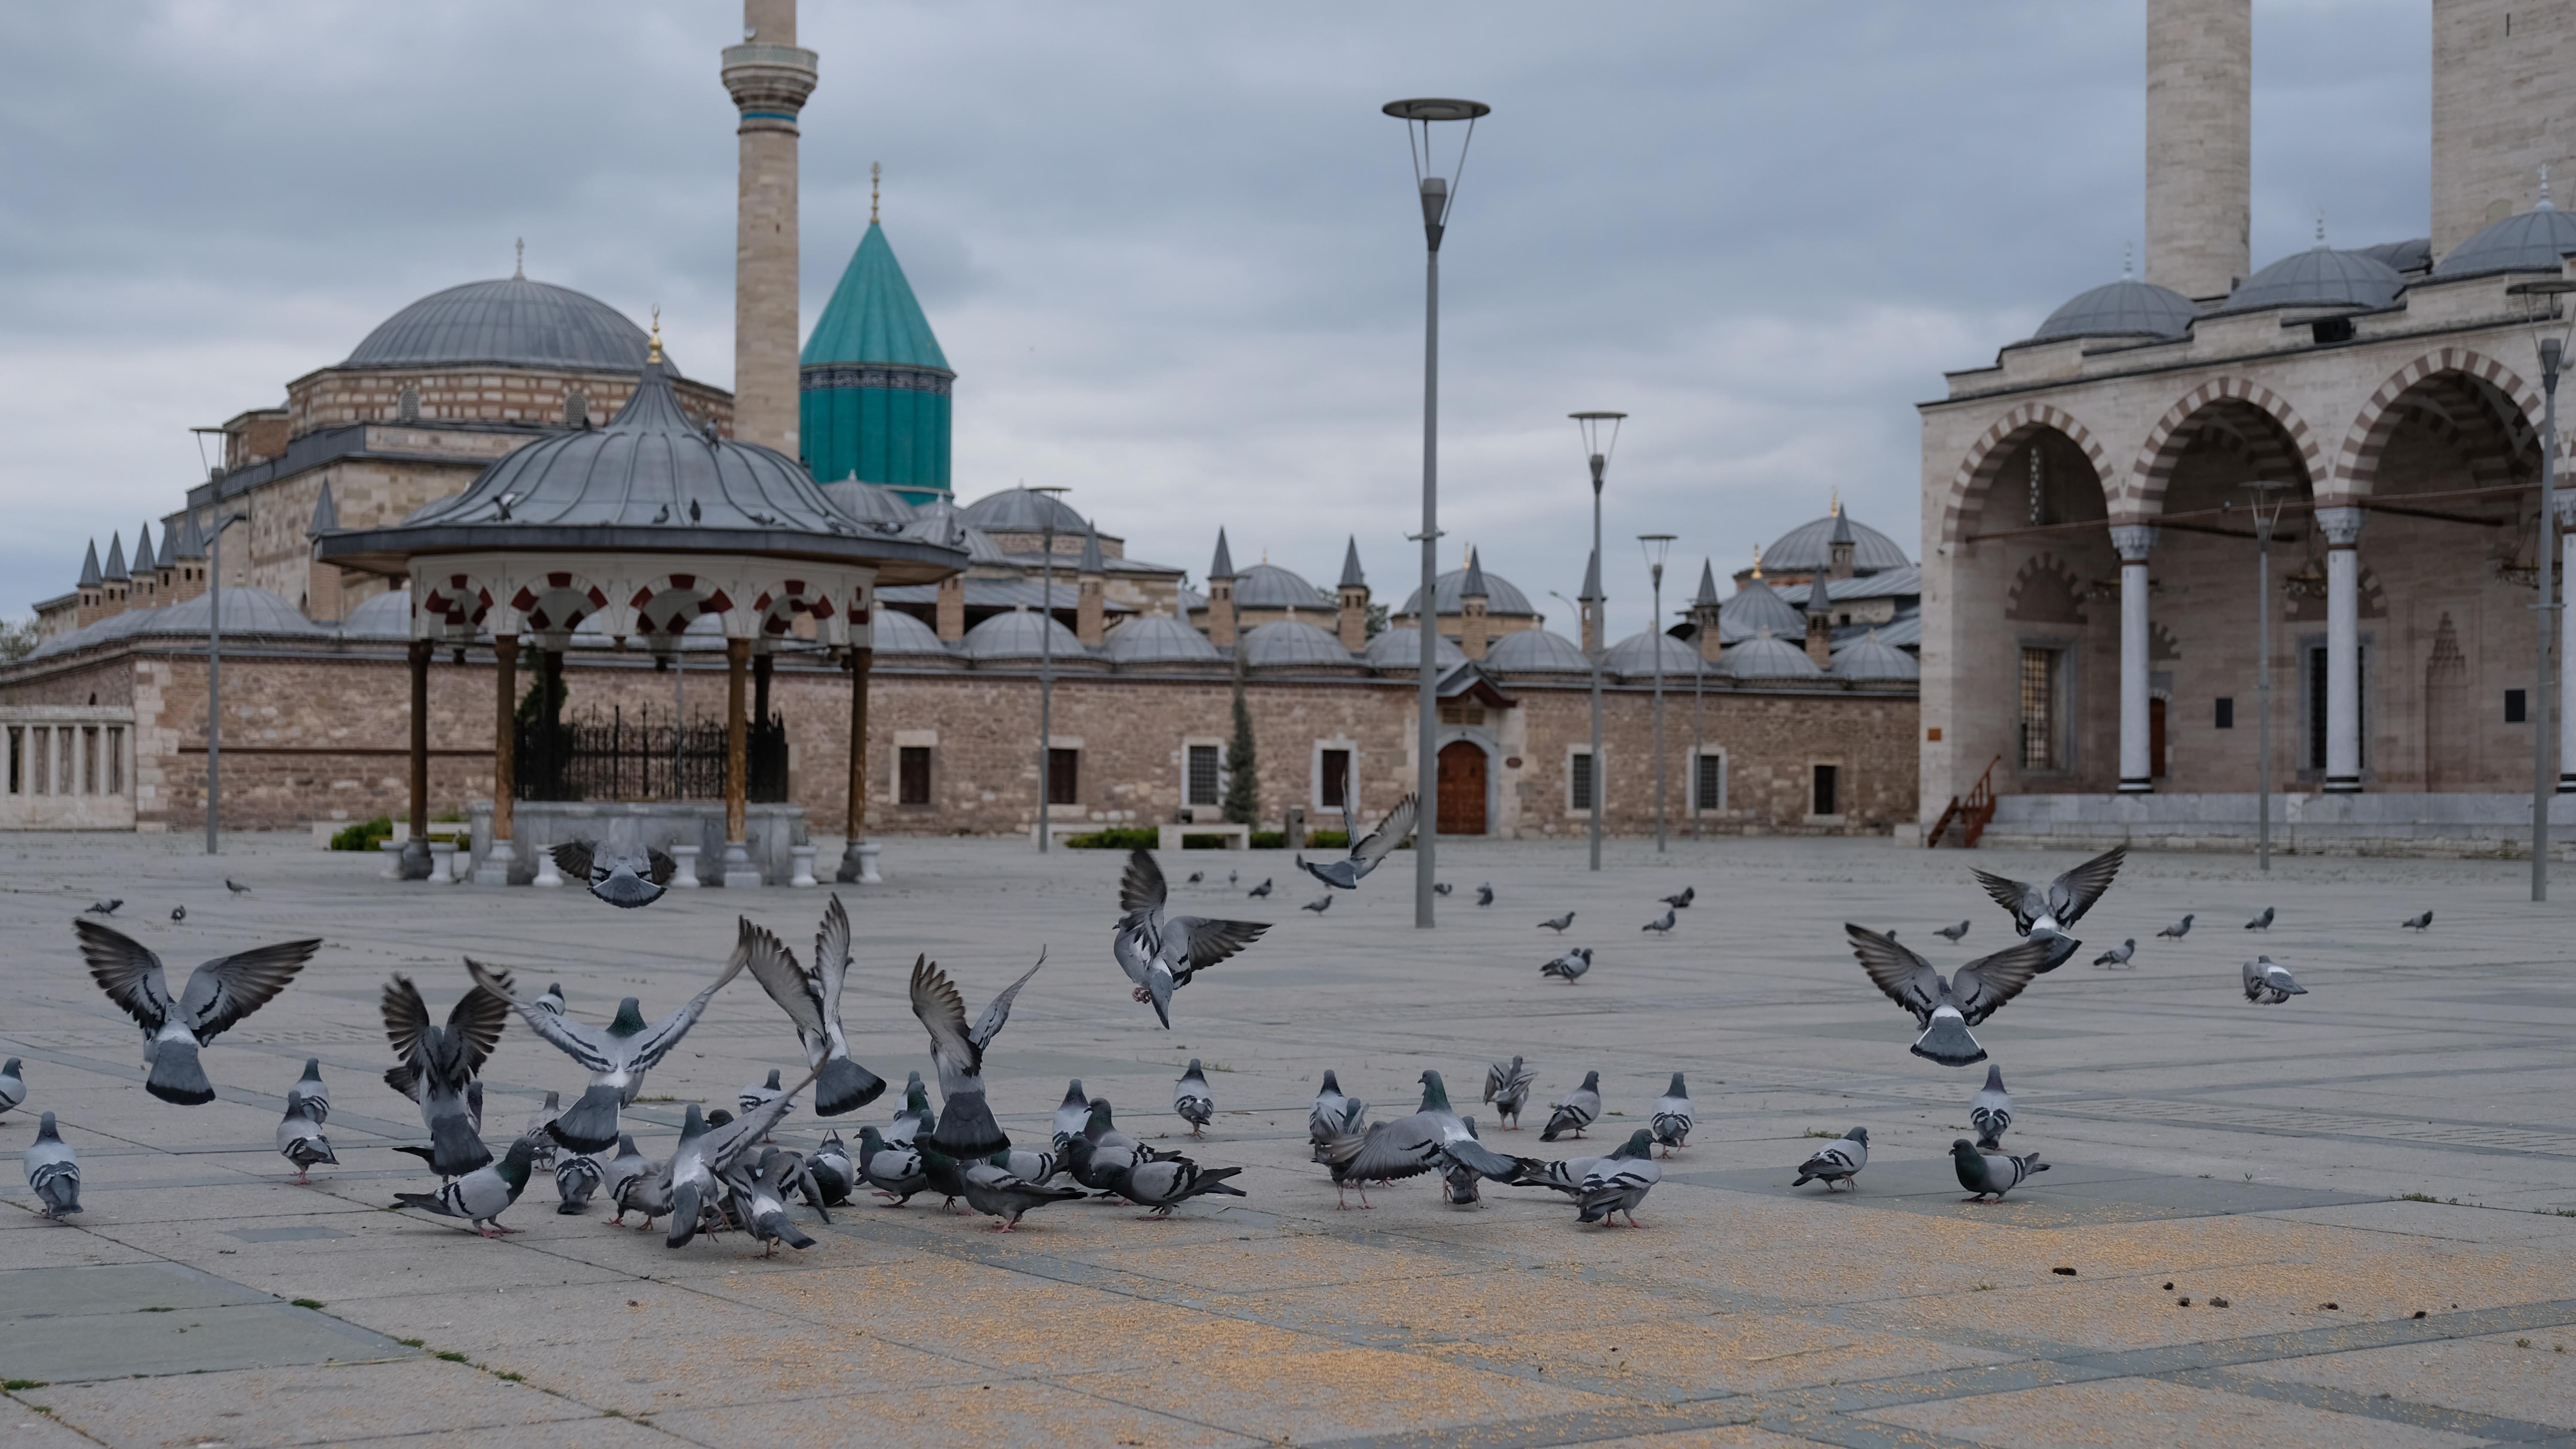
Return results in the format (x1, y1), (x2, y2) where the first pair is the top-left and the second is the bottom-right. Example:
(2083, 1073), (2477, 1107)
(2153, 1365), (2573, 1445)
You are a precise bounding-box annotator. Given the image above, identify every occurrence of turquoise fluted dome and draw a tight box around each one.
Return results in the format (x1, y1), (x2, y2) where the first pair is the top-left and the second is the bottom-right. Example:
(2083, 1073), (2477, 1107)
(800, 221), (954, 504)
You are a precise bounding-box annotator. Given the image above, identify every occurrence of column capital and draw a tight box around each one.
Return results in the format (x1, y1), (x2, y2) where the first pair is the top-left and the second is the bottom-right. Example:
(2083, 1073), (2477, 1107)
(2108, 524), (2158, 561)
(2316, 506), (2365, 549)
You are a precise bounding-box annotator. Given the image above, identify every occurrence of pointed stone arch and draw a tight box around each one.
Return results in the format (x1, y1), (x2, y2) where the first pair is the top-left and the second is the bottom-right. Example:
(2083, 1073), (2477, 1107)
(1939, 403), (2113, 546)
(2130, 377), (2326, 515)
(2330, 347), (2543, 504)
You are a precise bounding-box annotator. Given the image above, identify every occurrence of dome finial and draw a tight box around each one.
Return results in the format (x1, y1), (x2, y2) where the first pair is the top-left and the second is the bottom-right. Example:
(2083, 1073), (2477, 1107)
(1750, 543), (1763, 579)
(2544, 164), (2556, 212)
(871, 162), (881, 225)
(647, 306), (662, 365)
(1830, 488), (1841, 517)
(513, 237), (524, 279)
(2315, 209), (2328, 248)
(2121, 241), (2133, 280)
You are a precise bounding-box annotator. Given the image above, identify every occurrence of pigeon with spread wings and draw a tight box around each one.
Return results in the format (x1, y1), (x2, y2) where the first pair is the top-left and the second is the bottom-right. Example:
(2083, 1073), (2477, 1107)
(1113, 850), (1269, 1028)
(548, 839), (678, 909)
(909, 950), (1047, 1160)
(739, 897), (887, 1116)
(381, 972), (510, 1178)
(1970, 846), (2124, 972)
(1847, 925), (2058, 1067)
(1295, 793), (1419, 890)
(75, 919), (321, 1105)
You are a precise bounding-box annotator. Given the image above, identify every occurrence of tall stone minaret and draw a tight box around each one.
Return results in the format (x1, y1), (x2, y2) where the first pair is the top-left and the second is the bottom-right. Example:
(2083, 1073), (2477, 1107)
(2143, 0), (2250, 303)
(722, 0), (817, 457)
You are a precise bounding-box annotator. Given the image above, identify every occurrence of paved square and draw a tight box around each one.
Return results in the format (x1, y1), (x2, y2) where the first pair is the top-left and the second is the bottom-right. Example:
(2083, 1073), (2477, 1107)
(5, 833), (2576, 1447)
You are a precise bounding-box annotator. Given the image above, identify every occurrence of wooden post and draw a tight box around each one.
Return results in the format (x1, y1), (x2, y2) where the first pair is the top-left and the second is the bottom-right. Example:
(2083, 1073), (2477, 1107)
(836, 647), (873, 884)
(725, 637), (750, 845)
(492, 634), (518, 847)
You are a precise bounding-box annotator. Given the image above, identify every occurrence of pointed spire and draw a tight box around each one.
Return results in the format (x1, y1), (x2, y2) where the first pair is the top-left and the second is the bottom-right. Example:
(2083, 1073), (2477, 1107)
(307, 481), (339, 537)
(1460, 547), (1489, 599)
(1208, 527), (1236, 581)
(77, 539), (101, 588)
(1807, 570), (1832, 614)
(1338, 536), (1366, 589)
(100, 533), (128, 583)
(1693, 558), (1719, 607)
(1830, 509), (1854, 545)
(170, 512), (205, 560)
(131, 524), (156, 575)
(1078, 521), (1103, 575)
(1579, 547), (1603, 602)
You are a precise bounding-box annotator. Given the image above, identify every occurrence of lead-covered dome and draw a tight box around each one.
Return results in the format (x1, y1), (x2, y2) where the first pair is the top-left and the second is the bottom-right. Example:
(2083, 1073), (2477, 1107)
(869, 607), (954, 658)
(1103, 614), (1223, 665)
(1398, 566), (1537, 617)
(346, 276), (665, 372)
(2223, 243), (2404, 313)
(2434, 203), (2576, 279)
(1483, 627), (1592, 676)
(1759, 512), (1909, 577)
(2030, 278), (2197, 342)
(960, 609), (1085, 661)
(822, 477), (916, 529)
(1363, 627), (1464, 671)
(1231, 563), (1334, 612)
(1241, 619), (1355, 669)
(1721, 630), (1824, 679)
(958, 487), (1087, 534)
(1830, 631), (1920, 680)
(338, 589), (413, 639)
(1603, 631), (1703, 681)
(1720, 578), (1806, 639)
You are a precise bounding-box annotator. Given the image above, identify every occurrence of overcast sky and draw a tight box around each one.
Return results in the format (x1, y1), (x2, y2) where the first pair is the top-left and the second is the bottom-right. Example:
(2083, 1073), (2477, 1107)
(0, 1), (2430, 629)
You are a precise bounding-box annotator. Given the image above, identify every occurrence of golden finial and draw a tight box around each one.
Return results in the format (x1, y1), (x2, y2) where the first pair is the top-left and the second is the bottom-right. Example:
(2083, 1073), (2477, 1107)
(1830, 488), (1841, 517)
(1751, 543), (1764, 579)
(647, 306), (662, 365)
(871, 162), (881, 225)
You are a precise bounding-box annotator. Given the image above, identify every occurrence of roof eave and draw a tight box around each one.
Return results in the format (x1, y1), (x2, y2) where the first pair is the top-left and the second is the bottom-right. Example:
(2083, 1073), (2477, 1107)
(313, 525), (969, 585)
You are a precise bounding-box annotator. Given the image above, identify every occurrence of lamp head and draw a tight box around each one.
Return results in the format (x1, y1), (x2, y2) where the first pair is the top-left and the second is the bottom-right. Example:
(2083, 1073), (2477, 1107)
(1385, 98), (1488, 251)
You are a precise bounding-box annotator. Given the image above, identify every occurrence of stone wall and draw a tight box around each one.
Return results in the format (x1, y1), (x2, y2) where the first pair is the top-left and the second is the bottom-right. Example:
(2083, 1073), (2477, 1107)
(284, 365), (733, 440)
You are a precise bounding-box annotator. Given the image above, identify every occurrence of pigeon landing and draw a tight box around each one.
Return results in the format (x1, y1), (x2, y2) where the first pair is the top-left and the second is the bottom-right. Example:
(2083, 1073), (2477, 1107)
(1112, 850), (1269, 1028)
(1935, 921), (1971, 943)
(909, 949), (1046, 1159)
(0, 1059), (21, 1117)
(76, 919), (322, 1105)
(395, 1136), (541, 1236)
(1540, 948), (1593, 982)
(1294, 793), (1419, 890)
(1793, 1127), (1868, 1191)
(550, 840), (678, 909)
(1541, 1071), (1602, 1142)
(1972, 844), (2125, 946)
(1173, 1060), (1215, 1137)
(24, 1113), (79, 1219)
(2157, 914), (2195, 939)
(1537, 912), (1577, 933)
(1848, 925), (2057, 1068)
(1953, 1139), (2047, 1201)
(1968, 1065), (2013, 1150)
(1641, 910), (1677, 934)
(2403, 910), (2433, 931)
(2245, 906), (2275, 930)
(2092, 939), (2137, 969)
(1483, 1056), (1536, 1130)
(2244, 956), (2307, 1004)
(381, 973), (509, 1178)
(739, 897), (889, 1116)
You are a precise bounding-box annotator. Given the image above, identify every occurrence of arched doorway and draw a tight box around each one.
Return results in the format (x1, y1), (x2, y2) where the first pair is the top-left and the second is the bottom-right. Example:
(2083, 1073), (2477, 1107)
(1437, 740), (1487, 836)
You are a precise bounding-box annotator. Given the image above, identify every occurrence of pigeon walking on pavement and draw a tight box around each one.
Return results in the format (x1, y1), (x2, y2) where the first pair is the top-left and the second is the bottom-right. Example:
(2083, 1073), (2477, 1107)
(380, 972), (509, 1178)
(1309, 1071), (1523, 1210)
(1483, 1056), (1536, 1130)
(2092, 939), (2137, 969)
(85, 899), (121, 917)
(1935, 920), (1971, 943)
(275, 1090), (336, 1184)
(1641, 910), (1677, 935)
(941, 1147), (1085, 1232)
(76, 919), (321, 1105)
(1660, 887), (1695, 909)
(2245, 906), (2275, 930)
(1849, 925), (2057, 1068)
(2243, 956), (2308, 1004)
(1521, 1128), (1663, 1227)
(1650, 1073), (1694, 1155)
(225, 879), (251, 895)
(1972, 845), (2124, 972)
(1953, 1138), (2048, 1202)
(1476, 883), (1494, 906)
(1968, 1065), (2014, 1150)
(1537, 911), (1577, 933)
(170, 906), (185, 922)
(24, 1113), (79, 1219)
(1117, 1153), (1246, 1218)
(554, 1149), (606, 1214)
(1434, 882), (1453, 897)
(730, 1152), (819, 1255)
(1247, 878), (1273, 899)
(909, 949), (1047, 1159)
(1302, 894), (1333, 915)
(738, 896), (889, 1116)
(2402, 910), (2433, 931)
(547, 839), (678, 909)
(394, 1136), (541, 1237)
(286, 1058), (328, 1125)
(856, 1125), (927, 1206)
(1173, 1059), (1215, 1137)
(806, 1133), (856, 1209)
(2157, 914), (2195, 939)
(1792, 1126), (1868, 1191)
(1053, 1080), (1092, 1144)
(0, 1059), (21, 1117)
(1112, 850), (1270, 1028)
(1541, 1071), (1602, 1142)
(888, 1073), (933, 1145)
(1294, 794), (1419, 890)
(1540, 948), (1593, 982)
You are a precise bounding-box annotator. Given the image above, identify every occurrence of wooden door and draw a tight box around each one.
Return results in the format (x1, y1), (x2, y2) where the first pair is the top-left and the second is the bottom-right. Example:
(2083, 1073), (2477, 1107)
(2149, 697), (2167, 779)
(1436, 741), (1487, 836)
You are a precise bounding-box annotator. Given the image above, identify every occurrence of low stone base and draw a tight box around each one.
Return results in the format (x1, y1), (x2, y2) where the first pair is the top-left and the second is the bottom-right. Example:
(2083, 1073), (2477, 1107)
(1980, 791), (2576, 858)
(460, 800), (807, 885)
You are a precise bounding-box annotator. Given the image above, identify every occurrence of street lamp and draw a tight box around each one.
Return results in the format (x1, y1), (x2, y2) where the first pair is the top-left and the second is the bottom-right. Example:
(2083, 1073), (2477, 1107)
(1571, 412), (1623, 871)
(1638, 533), (1676, 852)
(2509, 277), (2576, 900)
(1385, 96), (1487, 930)
(1029, 485), (1072, 853)
(205, 511), (249, 854)
(2241, 482), (2290, 873)
(1688, 558), (1707, 843)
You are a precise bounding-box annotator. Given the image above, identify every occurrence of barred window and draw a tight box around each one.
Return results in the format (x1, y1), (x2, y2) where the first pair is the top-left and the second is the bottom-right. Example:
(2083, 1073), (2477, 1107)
(1047, 748), (1079, 806)
(1694, 752), (1724, 811)
(1186, 744), (1222, 806)
(898, 746), (932, 805)
(2018, 647), (2058, 770)
(1568, 751), (1597, 811)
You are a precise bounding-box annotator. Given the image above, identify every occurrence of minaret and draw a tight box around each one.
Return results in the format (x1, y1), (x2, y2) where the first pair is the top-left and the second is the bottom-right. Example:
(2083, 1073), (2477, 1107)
(1458, 548), (1491, 661)
(1205, 529), (1239, 648)
(721, 0), (817, 456)
(2144, 0), (2250, 300)
(1690, 558), (1724, 666)
(1335, 537), (1370, 652)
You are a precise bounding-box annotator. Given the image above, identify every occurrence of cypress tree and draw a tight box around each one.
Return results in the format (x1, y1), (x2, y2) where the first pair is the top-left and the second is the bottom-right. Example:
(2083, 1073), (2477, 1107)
(1222, 667), (1258, 825)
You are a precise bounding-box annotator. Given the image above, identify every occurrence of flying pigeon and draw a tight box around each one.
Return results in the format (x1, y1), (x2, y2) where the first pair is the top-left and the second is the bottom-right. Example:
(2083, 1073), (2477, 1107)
(394, 1134), (541, 1237)
(466, 930), (746, 1154)
(1117, 1153), (1247, 1218)
(2245, 906), (2275, 931)
(1541, 1070), (1602, 1142)
(24, 1112), (79, 1219)
(807, 1132), (856, 1208)
(286, 1058), (328, 1125)
(1538, 912), (1577, 933)
(1540, 948), (1593, 982)
(380, 972), (509, 1178)
(1248, 878), (1273, 898)
(225, 879), (251, 895)
(1483, 1056), (1536, 1130)
(1309, 1070), (1368, 1148)
(1173, 1059), (1214, 1137)
(2402, 910), (2433, 931)
(1295, 793), (1419, 890)
(0, 1059), (21, 1117)
(940, 1146), (1084, 1231)
(1434, 882), (1453, 897)
(2243, 955), (2307, 1004)
(1848, 924), (2058, 1068)
(1113, 850), (1270, 1028)
(1519, 1128), (1663, 1227)
(738, 897), (889, 1116)
(554, 1149), (606, 1214)
(887, 1072), (933, 1146)
(1792, 1126), (1868, 1191)
(856, 1125), (927, 1205)
(85, 899), (120, 916)
(2092, 939), (2137, 969)
(1972, 845), (2126, 944)
(1302, 895), (1333, 914)
(1308, 1070), (1524, 1210)
(1968, 1064), (2013, 1150)
(908, 949), (1047, 1159)
(1661, 887), (1695, 909)
(2157, 914), (2195, 939)
(533, 982), (566, 1017)
(1650, 1073), (1693, 1155)
(548, 840), (678, 909)
(1053, 1080), (1091, 1144)
(76, 919), (321, 1105)
(1953, 1138), (2047, 1202)
(1935, 920), (1971, 943)
(1475, 884), (1493, 907)
(1641, 910), (1677, 934)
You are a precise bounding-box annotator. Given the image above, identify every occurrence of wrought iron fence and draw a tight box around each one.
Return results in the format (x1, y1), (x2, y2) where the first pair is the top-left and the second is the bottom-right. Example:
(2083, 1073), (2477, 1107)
(516, 706), (786, 803)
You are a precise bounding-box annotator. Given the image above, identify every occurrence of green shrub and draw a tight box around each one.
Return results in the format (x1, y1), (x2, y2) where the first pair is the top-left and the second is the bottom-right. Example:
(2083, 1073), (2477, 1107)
(1063, 827), (1158, 850)
(329, 816), (394, 852)
(1306, 829), (1349, 849)
(1249, 831), (1285, 849)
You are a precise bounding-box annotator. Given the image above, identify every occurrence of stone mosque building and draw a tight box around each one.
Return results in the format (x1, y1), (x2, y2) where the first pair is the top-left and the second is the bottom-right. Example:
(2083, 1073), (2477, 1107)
(1922, 0), (2576, 854)
(0, 0), (1922, 858)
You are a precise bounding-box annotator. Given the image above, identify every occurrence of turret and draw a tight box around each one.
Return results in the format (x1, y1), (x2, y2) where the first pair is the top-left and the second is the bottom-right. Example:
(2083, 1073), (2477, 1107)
(1690, 558), (1723, 666)
(73, 540), (104, 629)
(1804, 571), (1833, 668)
(1458, 548), (1492, 661)
(1335, 536), (1370, 652)
(98, 533), (129, 619)
(1075, 523), (1106, 647)
(1205, 528), (1239, 648)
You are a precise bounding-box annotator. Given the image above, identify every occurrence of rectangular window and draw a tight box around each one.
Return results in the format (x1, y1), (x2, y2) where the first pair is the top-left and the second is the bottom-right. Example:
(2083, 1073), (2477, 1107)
(6, 726), (18, 794)
(2017, 647), (2058, 770)
(1568, 750), (1596, 811)
(897, 746), (932, 805)
(2507, 689), (2528, 724)
(106, 727), (123, 796)
(1318, 748), (1352, 812)
(1047, 747), (1079, 806)
(1438, 706), (1486, 726)
(1812, 764), (1840, 817)
(1185, 744), (1222, 807)
(1693, 752), (1725, 812)
(2215, 696), (2235, 730)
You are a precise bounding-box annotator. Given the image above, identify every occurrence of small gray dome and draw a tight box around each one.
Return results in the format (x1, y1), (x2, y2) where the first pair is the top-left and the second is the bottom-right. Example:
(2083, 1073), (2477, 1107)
(960, 609), (1085, 661)
(347, 276), (665, 372)
(338, 589), (413, 639)
(958, 487), (1088, 534)
(1398, 566), (1537, 617)
(2031, 278), (2197, 342)
(2223, 244), (2404, 312)
(1603, 630), (1703, 680)
(869, 607), (951, 657)
(32, 588), (331, 659)
(1103, 614), (1222, 664)
(1760, 513), (1909, 576)
(1721, 631), (1824, 679)
(1363, 627), (1464, 670)
(1483, 627), (1592, 675)
(822, 477), (917, 528)
(1720, 578), (1806, 638)
(1241, 619), (1354, 669)
(2434, 205), (2576, 278)
(1830, 631), (1920, 680)
(1230, 563), (1334, 612)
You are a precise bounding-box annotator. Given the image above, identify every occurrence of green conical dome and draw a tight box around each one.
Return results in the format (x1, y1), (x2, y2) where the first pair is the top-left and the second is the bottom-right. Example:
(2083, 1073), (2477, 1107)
(800, 221), (954, 504)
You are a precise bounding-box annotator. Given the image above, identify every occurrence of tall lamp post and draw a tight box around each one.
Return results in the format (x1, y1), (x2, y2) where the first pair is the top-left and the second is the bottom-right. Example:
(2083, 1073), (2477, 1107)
(1030, 486), (1072, 853)
(1639, 533), (1676, 852)
(2509, 277), (2576, 900)
(2242, 482), (2289, 873)
(204, 511), (248, 854)
(1385, 96), (1487, 930)
(1571, 412), (1623, 870)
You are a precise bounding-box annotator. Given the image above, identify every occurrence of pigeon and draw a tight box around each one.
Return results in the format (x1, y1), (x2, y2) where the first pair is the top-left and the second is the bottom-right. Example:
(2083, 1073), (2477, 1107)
(395, 1135), (541, 1237)
(1641, 910), (1677, 934)
(554, 1149), (606, 1214)
(1309, 1070), (1523, 1210)
(1968, 1065), (2013, 1150)
(286, 1057), (328, 1125)
(1434, 882), (1453, 897)
(599, 1134), (650, 1217)
(547, 840), (678, 909)
(807, 1132), (856, 1208)
(1848, 925), (2057, 1068)
(1538, 912), (1577, 933)
(171, 906), (185, 922)
(1483, 1056), (1536, 1130)
(1295, 793), (1419, 890)
(1475, 883), (1494, 906)
(275, 1103), (336, 1184)
(738, 896), (888, 1116)
(1185, 871), (1202, 884)
(634, 1066), (820, 1248)
(1650, 1073), (1694, 1155)
(1935, 920), (1971, 943)
(1542, 1071), (1603, 1142)
(611, 1109), (706, 1234)
(0, 1059), (21, 1117)
(1792, 1126), (1869, 1191)
(85, 899), (121, 916)
(2402, 910), (2433, 931)
(731, 1152), (818, 1255)
(533, 982), (566, 1017)
(1540, 948), (1593, 982)
(1953, 1138), (2048, 1202)
(2157, 914), (2195, 939)
(522, 1091), (563, 1170)
(1066, 1098), (1161, 1200)
(466, 930), (748, 1154)
(24, 1113), (79, 1219)
(2244, 956), (2307, 1004)
(75, 919), (321, 1106)
(908, 949), (1046, 1159)
(689, 499), (701, 523)
(1309, 1071), (1369, 1148)
(1972, 845), (2126, 945)
(705, 1110), (735, 1129)
(1004, 1143), (1062, 1188)
(888, 1073), (933, 1145)
(856, 1125), (928, 1205)
(1119, 1153), (1248, 1217)
(1248, 878), (1273, 898)
(380, 972), (509, 1178)
(652, 503), (670, 524)
(738, 1069), (787, 1122)
(1517, 1128), (1663, 1227)
(1441, 1153), (1488, 1207)
(2092, 939), (2137, 969)
(1302, 895), (1333, 914)
(940, 1146), (1084, 1231)
(1053, 1080), (1092, 1143)
(1173, 1059), (1215, 1137)
(1661, 887), (1696, 909)
(1112, 850), (1270, 1028)
(2245, 906), (2275, 930)
(1228, 870), (1239, 887)
(225, 879), (251, 895)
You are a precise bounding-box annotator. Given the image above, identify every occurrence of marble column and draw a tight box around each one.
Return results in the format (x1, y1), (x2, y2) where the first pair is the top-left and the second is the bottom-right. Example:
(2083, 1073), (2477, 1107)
(404, 640), (431, 879)
(2318, 506), (2364, 793)
(722, 637), (757, 886)
(2111, 524), (2157, 794)
(482, 635), (518, 883)
(2560, 497), (2576, 792)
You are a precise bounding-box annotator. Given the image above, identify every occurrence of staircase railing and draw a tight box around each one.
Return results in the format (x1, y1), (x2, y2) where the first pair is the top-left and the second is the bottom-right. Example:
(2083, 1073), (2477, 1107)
(1927, 754), (2002, 848)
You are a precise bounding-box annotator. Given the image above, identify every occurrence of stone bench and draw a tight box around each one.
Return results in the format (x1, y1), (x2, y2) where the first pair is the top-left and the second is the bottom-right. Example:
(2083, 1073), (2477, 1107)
(1158, 823), (1252, 851)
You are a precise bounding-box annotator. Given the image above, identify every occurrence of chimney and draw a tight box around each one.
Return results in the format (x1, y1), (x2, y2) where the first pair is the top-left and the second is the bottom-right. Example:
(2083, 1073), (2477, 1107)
(1804, 572), (1834, 669)
(2145, 0), (2251, 301)
(1075, 523), (1106, 647)
(305, 483), (345, 622)
(129, 524), (158, 607)
(1335, 535), (1370, 652)
(934, 576), (964, 641)
(1577, 547), (1604, 655)
(1690, 558), (1724, 665)
(2433, 1), (2576, 259)
(74, 540), (104, 629)
(1205, 528), (1239, 649)
(722, 0), (818, 455)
